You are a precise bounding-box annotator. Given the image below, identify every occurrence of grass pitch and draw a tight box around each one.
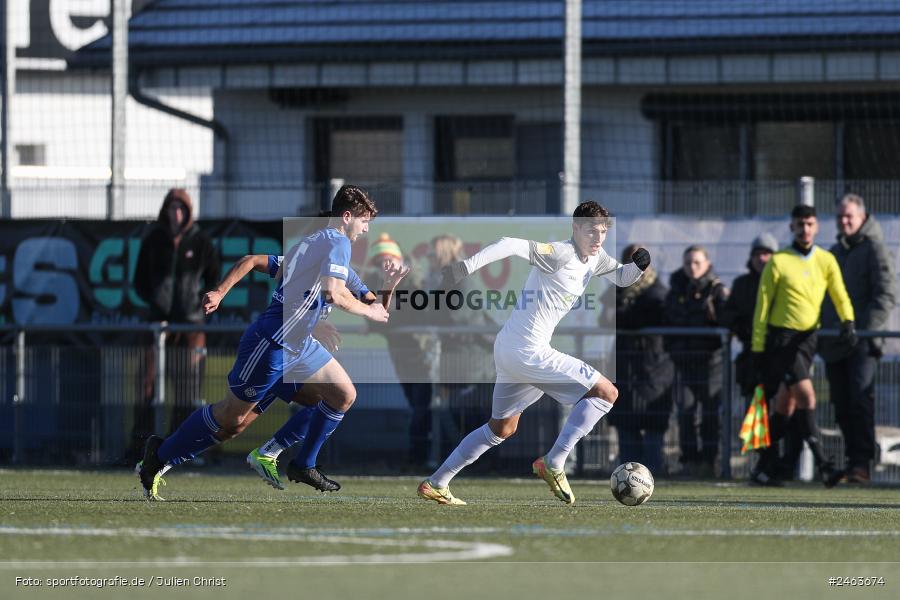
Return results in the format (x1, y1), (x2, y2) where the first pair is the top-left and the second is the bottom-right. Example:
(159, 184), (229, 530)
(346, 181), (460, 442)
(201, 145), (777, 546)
(2, 469), (899, 600)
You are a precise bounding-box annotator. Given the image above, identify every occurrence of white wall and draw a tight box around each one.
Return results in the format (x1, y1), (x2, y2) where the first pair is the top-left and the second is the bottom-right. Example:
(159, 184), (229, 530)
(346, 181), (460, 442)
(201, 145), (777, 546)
(10, 72), (213, 218)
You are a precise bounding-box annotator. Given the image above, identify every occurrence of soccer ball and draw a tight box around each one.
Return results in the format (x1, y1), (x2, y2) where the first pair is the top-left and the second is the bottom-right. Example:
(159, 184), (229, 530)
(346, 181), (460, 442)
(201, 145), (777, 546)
(610, 462), (654, 506)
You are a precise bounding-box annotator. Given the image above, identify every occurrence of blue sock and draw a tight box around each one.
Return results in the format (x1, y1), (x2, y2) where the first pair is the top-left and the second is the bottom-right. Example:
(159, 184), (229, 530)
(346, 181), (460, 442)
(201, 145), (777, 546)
(291, 401), (344, 469)
(157, 405), (221, 466)
(273, 406), (316, 448)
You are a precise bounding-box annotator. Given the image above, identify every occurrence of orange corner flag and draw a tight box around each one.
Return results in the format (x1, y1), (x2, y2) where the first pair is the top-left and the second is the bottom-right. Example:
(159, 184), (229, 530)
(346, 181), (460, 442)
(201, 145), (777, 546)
(739, 384), (771, 454)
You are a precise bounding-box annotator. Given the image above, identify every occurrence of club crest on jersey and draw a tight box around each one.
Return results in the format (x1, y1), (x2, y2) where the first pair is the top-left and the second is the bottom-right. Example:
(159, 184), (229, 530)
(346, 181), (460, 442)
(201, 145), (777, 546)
(535, 243), (553, 255)
(244, 387), (257, 398)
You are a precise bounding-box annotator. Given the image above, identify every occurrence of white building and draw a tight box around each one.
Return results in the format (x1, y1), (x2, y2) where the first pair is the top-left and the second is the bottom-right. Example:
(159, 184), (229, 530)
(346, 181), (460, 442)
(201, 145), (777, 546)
(7, 0), (213, 218)
(10, 0), (900, 219)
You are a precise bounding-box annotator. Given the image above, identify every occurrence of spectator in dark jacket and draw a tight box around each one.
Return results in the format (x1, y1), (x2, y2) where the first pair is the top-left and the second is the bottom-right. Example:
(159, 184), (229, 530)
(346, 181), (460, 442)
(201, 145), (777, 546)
(820, 194), (897, 484)
(666, 245), (729, 476)
(365, 233), (435, 469)
(602, 244), (674, 474)
(130, 189), (220, 460)
(721, 233), (777, 396)
(426, 234), (496, 449)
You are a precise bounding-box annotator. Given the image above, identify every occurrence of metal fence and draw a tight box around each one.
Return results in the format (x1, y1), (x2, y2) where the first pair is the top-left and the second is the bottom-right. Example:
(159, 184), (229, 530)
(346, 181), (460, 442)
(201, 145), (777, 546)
(2, 323), (899, 482)
(8, 178), (900, 219)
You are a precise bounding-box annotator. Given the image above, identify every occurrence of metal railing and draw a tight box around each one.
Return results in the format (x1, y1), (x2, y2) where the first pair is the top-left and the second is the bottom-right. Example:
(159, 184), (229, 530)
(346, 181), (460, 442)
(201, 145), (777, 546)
(8, 178), (900, 219)
(2, 322), (899, 481)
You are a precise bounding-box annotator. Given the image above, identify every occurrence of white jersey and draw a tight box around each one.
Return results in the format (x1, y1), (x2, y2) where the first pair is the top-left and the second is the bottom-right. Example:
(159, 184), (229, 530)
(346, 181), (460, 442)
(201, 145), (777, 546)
(463, 237), (643, 349)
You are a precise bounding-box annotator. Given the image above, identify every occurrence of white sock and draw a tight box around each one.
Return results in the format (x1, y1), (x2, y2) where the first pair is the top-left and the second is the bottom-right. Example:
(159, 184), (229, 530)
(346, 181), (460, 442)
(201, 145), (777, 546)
(259, 438), (285, 459)
(430, 424), (505, 488)
(545, 397), (613, 470)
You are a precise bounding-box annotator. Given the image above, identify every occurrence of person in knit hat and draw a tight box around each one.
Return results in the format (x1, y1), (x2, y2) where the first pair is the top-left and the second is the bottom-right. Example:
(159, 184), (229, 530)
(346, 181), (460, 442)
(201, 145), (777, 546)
(370, 232), (403, 264)
(365, 232), (435, 469)
(722, 233), (778, 397)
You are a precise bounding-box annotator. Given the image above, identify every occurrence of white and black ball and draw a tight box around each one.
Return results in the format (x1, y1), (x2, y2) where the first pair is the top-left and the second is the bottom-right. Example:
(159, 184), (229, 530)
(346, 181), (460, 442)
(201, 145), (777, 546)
(610, 462), (654, 506)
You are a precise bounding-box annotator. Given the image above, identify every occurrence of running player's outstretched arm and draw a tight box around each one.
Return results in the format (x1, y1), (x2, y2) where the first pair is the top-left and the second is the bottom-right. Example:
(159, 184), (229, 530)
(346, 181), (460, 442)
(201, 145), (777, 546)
(320, 236), (388, 322)
(322, 275), (388, 322)
(445, 237), (562, 285)
(595, 247), (649, 287)
(202, 254), (273, 314)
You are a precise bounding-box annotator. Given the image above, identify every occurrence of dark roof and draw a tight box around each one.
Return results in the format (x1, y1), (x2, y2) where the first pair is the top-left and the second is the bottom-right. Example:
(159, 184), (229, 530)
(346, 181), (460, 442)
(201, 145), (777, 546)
(75, 0), (900, 68)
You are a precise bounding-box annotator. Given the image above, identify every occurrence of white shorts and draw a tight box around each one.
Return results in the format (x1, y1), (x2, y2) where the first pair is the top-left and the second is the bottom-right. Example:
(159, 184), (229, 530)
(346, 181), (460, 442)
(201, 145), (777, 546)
(491, 344), (603, 420)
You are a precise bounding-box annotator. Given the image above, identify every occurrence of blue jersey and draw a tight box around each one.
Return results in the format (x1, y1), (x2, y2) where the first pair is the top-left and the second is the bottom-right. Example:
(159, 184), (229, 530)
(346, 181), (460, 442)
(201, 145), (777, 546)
(255, 228), (364, 351)
(264, 256), (369, 305)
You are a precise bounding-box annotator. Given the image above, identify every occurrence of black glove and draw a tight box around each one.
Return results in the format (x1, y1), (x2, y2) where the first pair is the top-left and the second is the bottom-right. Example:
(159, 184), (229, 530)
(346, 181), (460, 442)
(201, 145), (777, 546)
(631, 248), (651, 271)
(440, 261), (469, 288)
(752, 352), (767, 386)
(839, 320), (858, 348)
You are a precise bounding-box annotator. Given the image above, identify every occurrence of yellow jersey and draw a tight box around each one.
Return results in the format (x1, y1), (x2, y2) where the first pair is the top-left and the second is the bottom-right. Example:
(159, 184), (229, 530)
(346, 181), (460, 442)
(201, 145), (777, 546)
(751, 245), (854, 352)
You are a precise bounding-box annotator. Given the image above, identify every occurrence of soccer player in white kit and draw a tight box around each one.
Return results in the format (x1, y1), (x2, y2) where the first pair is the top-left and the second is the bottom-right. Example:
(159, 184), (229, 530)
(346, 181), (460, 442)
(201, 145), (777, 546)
(417, 201), (651, 505)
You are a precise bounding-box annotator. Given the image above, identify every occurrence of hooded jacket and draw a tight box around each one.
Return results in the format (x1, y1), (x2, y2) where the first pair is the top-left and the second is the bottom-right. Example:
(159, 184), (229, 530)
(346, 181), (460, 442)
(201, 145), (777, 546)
(134, 190), (220, 323)
(820, 213), (897, 361)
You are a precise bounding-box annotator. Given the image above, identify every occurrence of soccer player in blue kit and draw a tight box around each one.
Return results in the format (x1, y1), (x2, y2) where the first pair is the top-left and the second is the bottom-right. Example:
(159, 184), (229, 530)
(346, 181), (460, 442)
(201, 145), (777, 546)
(137, 185), (392, 500)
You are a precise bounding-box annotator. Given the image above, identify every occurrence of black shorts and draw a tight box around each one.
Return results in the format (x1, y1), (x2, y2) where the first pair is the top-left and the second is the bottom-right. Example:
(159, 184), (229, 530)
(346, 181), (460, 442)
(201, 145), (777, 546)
(764, 326), (817, 396)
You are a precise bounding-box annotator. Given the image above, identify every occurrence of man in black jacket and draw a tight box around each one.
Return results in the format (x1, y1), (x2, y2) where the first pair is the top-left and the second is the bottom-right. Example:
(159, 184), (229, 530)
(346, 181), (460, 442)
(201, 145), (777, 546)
(820, 194), (897, 484)
(364, 233), (435, 469)
(666, 245), (729, 477)
(130, 189), (220, 460)
(603, 244), (674, 474)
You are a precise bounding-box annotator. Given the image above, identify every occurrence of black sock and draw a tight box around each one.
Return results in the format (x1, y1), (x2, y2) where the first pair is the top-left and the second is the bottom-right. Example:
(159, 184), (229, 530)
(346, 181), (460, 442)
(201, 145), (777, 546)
(795, 408), (829, 466)
(770, 411), (788, 443)
(758, 412), (789, 474)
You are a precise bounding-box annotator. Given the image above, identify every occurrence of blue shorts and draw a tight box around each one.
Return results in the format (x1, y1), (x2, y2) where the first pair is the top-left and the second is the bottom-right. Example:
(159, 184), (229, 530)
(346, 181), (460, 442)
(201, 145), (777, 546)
(227, 323), (332, 405)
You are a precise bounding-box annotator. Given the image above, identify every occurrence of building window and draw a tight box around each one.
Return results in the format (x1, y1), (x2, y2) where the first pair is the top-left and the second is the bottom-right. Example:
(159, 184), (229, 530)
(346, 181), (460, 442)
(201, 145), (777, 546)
(668, 124), (741, 180)
(435, 115), (515, 181)
(845, 122), (900, 180)
(15, 144), (46, 166)
(753, 122), (835, 181)
(312, 117), (403, 183)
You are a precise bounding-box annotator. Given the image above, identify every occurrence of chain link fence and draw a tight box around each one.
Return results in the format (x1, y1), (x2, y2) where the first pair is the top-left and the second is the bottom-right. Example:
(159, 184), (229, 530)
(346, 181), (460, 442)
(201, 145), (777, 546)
(2, 323), (899, 483)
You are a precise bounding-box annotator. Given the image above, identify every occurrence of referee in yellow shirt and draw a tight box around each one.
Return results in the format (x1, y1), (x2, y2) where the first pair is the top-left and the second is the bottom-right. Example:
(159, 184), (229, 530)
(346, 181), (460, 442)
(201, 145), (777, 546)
(751, 204), (856, 487)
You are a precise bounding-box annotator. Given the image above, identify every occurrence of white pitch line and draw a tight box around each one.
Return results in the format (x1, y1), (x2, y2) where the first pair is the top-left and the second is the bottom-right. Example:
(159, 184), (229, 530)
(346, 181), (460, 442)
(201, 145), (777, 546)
(0, 526), (513, 567)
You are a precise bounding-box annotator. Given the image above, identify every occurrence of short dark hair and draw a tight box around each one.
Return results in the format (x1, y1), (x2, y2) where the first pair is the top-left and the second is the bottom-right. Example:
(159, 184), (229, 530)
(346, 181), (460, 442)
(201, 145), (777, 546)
(791, 204), (817, 220)
(331, 185), (378, 218)
(572, 201), (610, 225)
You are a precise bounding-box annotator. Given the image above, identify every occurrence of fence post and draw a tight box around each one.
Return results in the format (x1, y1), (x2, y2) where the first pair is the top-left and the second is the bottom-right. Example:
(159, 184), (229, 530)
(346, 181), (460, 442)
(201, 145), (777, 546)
(720, 330), (733, 479)
(797, 176), (815, 207)
(154, 324), (167, 436)
(12, 329), (25, 465)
